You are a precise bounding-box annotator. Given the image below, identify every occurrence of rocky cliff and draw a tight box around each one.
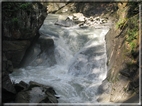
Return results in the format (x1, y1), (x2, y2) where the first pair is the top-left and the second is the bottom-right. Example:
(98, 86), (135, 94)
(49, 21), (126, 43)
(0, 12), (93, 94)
(2, 2), (47, 67)
(1, 2), (52, 103)
(98, 2), (140, 103)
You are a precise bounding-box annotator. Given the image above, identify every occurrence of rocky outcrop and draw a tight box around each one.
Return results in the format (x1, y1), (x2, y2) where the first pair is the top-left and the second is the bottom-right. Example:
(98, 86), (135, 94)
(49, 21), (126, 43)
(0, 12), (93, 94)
(2, 2), (47, 103)
(2, 2), (47, 67)
(15, 81), (58, 103)
(3, 41), (30, 67)
(2, 80), (58, 103)
(98, 2), (139, 103)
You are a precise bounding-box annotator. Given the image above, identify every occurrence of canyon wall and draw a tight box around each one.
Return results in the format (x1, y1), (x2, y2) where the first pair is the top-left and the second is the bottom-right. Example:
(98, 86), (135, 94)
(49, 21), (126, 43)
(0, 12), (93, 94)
(98, 2), (140, 103)
(2, 2), (47, 103)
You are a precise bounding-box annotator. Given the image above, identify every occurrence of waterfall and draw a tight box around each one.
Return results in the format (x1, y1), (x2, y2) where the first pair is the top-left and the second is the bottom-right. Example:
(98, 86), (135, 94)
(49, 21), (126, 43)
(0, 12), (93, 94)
(9, 14), (110, 103)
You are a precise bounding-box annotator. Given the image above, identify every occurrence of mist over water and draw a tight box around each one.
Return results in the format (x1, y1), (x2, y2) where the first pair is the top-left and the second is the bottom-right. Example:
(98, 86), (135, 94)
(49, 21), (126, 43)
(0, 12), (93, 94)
(10, 14), (110, 103)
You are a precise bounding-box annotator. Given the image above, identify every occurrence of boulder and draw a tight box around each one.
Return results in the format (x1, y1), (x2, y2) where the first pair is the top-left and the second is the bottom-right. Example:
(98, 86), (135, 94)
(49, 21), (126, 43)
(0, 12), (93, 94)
(73, 13), (85, 22)
(14, 81), (29, 92)
(15, 81), (58, 103)
(37, 36), (54, 56)
(2, 71), (16, 103)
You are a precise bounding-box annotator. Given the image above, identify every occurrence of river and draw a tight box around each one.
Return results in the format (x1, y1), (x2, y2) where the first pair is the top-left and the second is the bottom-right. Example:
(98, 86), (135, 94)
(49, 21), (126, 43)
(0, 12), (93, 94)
(10, 14), (111, 103)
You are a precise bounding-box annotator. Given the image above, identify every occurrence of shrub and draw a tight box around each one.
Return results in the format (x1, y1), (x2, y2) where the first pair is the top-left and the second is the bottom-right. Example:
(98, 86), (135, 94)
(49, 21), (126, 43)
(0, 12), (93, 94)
(126, 14), (138, 53)
(19, 3), (32, 10)
(116, 18), (127, 29)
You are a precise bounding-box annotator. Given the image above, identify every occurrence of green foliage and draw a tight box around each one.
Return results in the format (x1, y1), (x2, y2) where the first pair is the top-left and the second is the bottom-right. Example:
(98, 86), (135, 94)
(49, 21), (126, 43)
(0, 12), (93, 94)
(2, 2), (32, 17)
(126, 14), (138, 53)
(116, 18), (127, 29)
(126, 29), (138, 42)
(19, 3), (32, 10)
(2, 2), (33, 29)
(129, 41), (137, 52)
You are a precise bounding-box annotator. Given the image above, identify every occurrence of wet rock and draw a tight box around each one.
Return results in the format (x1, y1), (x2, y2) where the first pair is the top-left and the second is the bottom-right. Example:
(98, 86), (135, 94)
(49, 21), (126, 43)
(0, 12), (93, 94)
(37, 36), (54, 56)
(15, 81), (58, 103)
(2, 53), (13, 73)
(2, 72), (16, 93)
(3, 40), (30, 67)
(54, 13), (109, 28)
(15, 91), (29, 103)
(73, 13), (85, 23)
(55, 15), (75, 27)
(14, 81), (29, 92)
(2, 71), (16, 103)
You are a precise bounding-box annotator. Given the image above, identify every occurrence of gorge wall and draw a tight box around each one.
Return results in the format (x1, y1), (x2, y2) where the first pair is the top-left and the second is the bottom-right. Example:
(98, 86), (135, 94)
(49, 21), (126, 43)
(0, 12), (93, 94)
(1, 1), (141, 104)
(98, 2), (140, 103)
(2, 2), (48, 103)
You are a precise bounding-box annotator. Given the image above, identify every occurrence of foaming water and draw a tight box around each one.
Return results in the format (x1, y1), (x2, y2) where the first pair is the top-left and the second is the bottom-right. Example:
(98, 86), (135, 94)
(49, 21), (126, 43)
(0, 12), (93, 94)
(10, 14), (110, 103)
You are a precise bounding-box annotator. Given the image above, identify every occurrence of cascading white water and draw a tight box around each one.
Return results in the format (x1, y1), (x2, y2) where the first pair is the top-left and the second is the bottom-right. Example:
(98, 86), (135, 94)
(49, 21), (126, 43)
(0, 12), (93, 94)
(10, 14), (111, 103)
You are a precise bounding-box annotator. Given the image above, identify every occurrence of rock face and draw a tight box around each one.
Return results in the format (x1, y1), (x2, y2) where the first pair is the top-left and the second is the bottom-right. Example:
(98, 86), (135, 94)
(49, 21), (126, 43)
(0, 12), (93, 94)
(2, 2), (47, 67)
(3, 41), (30, 67)
(98, 27), (139, 103)
(2, 2), (47, 103)
(97, 2), (139, 103)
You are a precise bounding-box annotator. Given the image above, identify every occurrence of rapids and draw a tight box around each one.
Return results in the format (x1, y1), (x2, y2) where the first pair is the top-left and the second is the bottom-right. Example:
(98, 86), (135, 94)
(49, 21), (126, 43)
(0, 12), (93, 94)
(10, 14), (111, 103)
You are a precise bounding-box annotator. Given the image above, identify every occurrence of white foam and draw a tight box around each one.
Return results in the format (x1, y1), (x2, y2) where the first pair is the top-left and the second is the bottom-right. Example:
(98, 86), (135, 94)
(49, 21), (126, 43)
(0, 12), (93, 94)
(10, 14), (110, 103)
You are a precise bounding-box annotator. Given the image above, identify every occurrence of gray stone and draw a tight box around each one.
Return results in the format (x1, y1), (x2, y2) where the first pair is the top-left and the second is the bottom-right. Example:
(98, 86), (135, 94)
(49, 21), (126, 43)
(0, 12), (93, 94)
(15, 81), (58, 103)
(3, 41), (30, 67)
(2, 71), (16, 94)
(37, 36), (54, 56)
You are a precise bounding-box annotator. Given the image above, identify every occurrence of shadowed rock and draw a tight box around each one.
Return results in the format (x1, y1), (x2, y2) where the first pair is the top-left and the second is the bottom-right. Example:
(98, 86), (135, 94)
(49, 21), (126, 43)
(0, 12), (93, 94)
(15, 81), (58, 103)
